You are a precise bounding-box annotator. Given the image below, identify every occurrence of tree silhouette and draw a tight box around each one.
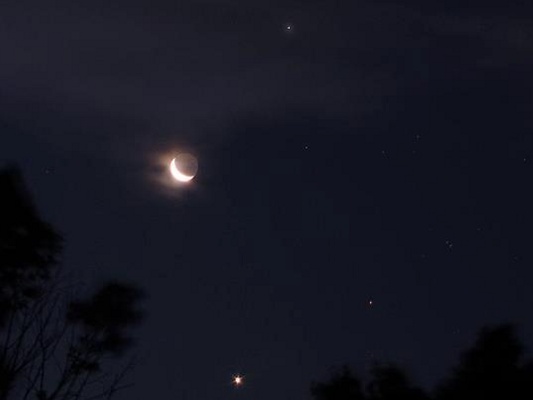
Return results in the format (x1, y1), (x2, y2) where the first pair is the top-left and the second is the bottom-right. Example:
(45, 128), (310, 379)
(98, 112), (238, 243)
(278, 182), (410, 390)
(311, 324), (533, 400)
(311, 366), (365, 400)
(0, 167), (61, 327)
(0, 167), (144, 400)
(311, 364), (428, 400)
(435, 324), (533, 400)
(367, 364), (428, 400)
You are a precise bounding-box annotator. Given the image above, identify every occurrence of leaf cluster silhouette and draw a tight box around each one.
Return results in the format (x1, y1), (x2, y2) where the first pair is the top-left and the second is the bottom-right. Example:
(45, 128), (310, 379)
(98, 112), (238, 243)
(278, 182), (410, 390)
(311, 324), (533, 400)
(0, 168), (61, 326)
(0, 167), (144, 400)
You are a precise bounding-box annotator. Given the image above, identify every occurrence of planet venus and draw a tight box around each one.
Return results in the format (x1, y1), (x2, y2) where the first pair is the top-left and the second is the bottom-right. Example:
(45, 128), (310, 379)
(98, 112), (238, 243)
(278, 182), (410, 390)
(232, 375), (244, 387)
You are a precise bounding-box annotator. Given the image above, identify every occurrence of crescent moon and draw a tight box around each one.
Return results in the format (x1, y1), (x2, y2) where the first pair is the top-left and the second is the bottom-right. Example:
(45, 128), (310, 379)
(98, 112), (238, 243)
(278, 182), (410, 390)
(170, 158), (194, 182)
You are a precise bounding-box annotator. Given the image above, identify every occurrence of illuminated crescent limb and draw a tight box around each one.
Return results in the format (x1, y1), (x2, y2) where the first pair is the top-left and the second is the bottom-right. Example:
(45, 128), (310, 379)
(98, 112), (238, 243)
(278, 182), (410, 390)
(170, 158), (194, 182)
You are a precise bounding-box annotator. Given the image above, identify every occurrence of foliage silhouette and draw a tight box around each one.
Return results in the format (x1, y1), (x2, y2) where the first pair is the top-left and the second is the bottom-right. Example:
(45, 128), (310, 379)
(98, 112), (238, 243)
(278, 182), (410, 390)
(311, 324), (533, 400)
(0, 166), (144, 400)
(311, 366), (365, 400)
(367, 364), (428, 400)
(435, 324), (533, 400)
(0, 168), (62, 326)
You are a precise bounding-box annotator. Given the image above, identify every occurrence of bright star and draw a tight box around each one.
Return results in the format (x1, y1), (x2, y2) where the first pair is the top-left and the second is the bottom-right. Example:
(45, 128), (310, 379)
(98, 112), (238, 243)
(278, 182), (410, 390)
(233, 375), (244, 387)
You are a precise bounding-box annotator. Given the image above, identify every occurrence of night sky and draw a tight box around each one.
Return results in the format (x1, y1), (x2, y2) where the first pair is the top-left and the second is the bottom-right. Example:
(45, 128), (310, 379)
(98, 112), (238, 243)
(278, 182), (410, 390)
(2, 1), (533, 399)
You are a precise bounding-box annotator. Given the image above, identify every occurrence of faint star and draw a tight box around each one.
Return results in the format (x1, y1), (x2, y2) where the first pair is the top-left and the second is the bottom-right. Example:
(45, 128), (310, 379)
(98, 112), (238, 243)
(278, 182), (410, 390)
(285, 24), (292, 32)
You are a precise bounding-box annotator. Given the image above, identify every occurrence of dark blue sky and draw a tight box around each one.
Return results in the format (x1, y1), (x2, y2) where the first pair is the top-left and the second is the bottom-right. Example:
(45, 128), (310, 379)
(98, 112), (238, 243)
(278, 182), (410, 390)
(2, 1), (533, 399)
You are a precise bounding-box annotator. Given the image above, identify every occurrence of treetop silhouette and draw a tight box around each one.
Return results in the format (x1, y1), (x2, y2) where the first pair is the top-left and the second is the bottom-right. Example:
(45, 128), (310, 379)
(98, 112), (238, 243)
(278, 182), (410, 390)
(312, 324), (533, 400)
(436, 324), (533, 400)
(0, 167), (62, 325)
(0, 166), (144, 400)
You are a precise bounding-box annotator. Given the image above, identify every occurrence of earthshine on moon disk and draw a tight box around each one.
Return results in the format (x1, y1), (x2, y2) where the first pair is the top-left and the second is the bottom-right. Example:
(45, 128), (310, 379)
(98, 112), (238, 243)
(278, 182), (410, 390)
(169, 154), (198, 182)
